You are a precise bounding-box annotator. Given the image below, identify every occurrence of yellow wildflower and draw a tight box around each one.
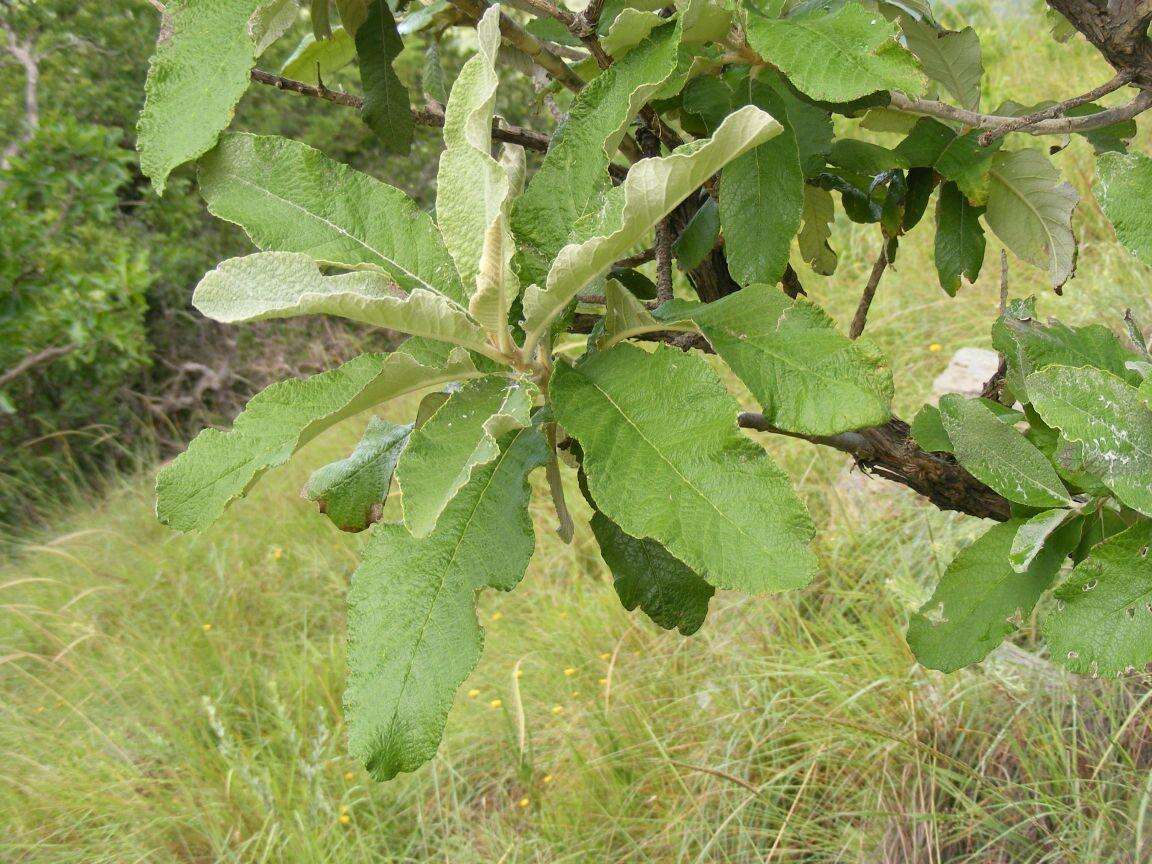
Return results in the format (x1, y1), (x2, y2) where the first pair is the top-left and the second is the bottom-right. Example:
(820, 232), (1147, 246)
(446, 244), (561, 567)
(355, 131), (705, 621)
(563, 667), (576, 677)
(518, 797), (530, 808)
(551, 705), (564, 716)
(489, 698), (503, 709)
(339, 814), (350, 825)
(929, 343), (942, 352)
(467, 688), (481, 698)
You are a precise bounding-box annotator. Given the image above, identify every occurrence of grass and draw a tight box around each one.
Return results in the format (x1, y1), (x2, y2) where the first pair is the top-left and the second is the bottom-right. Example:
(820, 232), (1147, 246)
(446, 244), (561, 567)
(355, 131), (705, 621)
(4, 6), (1152, 862)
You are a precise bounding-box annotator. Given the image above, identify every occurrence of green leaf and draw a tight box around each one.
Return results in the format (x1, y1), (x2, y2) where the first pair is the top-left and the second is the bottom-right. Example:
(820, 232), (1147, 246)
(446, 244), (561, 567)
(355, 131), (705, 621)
(672, 197), (720, 270)
(901, 21), (982, 110)
(312, 0), (333, 40)
(303, 416), (410, 532)
(435, 6), (510, 294)
(137, 0), (263, 193)
(396, 375), (537, 537)
(797, 185), (838, 275)
(938, 393), (1070, 507)
(590, 512), (714, 635)
(422, 38), (447, 104)
(992, 298), (1137, 402)
(827, 139), (907, 175)
(907, 518), (1079, 672)
(346, 424), (548, 780)
(353, 0), (412, 153)
(897, 121), (998, 204)
(551, 343), (817, 593)
(1027, 366), (1152, 516)
(1045, 522), (1152, 676)
(602, 7), (664, 56)
(910, 403), (953, 453)
(192, 252), (494, 354)
(511, 22), (682, 285)
(1095, 151), (1152, 267)
(1065, 103), (1136, 154)
(597, 280), (688, 350)
(523, 106), (782, 352)
(1010, 507), (1075, 573)
(250, 0), (299, 55)
(934, 181), (985, 296)
(199, 133), (465, 304)
(720, 78), (804, 287)
(157, 347), (480, 532)
(660, 286), (893, 435)
(985, 149), (1078, 288)
(281, 27), (357, 83)
(910, 399), (1025, 454)
(744, 1), (925, 103)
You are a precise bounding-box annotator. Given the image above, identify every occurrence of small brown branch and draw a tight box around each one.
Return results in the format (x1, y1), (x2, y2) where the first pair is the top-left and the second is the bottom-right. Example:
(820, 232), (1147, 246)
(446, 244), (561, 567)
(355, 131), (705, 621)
(0, 345), (76, 390)
(249, 69), (552, 152)
(977, 70), (1135, 146)
(572, 0), (608, 36)
(888, 89), (1152, 136)
(614, 246), (656, 269)
(654, 219), (674, 303)
(848, 244), (890, 339)
(446, 0), (586, 92)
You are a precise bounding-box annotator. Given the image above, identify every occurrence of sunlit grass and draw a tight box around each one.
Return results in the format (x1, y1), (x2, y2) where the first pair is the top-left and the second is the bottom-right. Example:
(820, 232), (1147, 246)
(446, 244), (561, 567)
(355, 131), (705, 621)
(4, 7), (1152, 862)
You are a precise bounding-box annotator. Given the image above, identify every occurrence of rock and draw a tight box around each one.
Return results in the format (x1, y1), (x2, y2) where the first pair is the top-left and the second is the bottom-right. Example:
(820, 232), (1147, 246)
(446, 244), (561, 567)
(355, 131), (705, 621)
(930, 347), (1000, 402)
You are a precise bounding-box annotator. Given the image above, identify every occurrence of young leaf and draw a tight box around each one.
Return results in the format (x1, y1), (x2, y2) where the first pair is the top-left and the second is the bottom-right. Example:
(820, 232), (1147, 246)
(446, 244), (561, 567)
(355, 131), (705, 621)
(1094, 151), (1152, 267)
(672, 197), (720, 271)
(602, 8), (664, 57)
(934, 181), (985, 296)
(249, 0), (299, 55)
(312, 0), (333, 39)
(435, 5), (511, 294)
(281, 27), (357, 83)
(907, 518), (1079, 672)
(590, 512), (714, 635)
(192, 252), (495, 355)
(985, 149), (1078, 288)
(523, 106), (782, 353)
(798, 185), (838, 275)
(511, 21), (682, 285)
(597, 280), (689, 350)
(911, 399), (1025, 454)
(744, 1), (925, 103)
(303, 416), (411, 532)
(551, 343), (818, 593)
(897, 122), (998, 204)
(346, 425), (548, 781)
(199, 133), (465, 303)
(157, 347), (481, 532)
(354, 0), (413, 153)
(720, 77), (804, 287)
(1027, 365), (1152, 516)
(138, 0), (264, 193)
(660, 286), (893, 435)
(901, 21), (983, 110)
(1010, 507), (1075, 573)
(1044, 522), (1152, 676)
(938, 394), (1070, 507)
(396, 375), (537, 537)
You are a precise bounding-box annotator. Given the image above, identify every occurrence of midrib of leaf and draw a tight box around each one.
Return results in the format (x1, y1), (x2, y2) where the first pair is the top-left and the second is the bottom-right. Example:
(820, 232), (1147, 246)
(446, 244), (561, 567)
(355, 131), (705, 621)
(989, 164), (1063, 274)
(214, 168), (464, 308)
(581, 372), (773, 565)
(380, 426), (529, 748)
(968, 431), (1068, 501)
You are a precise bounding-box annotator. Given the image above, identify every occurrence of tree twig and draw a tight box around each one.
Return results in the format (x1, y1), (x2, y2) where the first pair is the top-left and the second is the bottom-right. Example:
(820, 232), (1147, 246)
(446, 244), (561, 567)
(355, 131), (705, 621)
(977, 70), (1135, 145)
(887, 89), (1152, 137)
(445, 0), (585, 92)
(248, 69), (553, 152)
(0, 345), (76, 390)
(848, 243), (890, 339)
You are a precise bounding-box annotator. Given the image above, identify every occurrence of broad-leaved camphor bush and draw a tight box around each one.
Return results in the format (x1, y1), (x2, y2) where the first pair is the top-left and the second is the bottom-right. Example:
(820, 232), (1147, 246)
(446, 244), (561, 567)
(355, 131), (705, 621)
(139, 0), (1152, 781)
